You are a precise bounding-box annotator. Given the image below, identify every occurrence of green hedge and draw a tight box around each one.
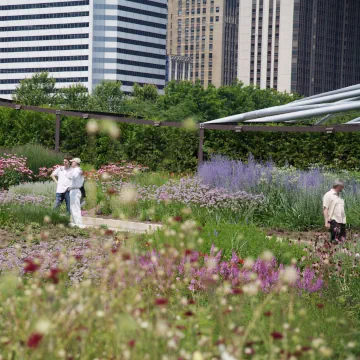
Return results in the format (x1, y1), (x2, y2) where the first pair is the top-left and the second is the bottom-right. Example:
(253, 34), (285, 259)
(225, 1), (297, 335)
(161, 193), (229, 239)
(1, 107), (360, 171)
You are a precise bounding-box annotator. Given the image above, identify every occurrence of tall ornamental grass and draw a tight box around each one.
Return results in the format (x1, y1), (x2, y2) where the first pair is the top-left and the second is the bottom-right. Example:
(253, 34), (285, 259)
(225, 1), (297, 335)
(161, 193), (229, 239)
(199, 156), (360, 230)
(0, 144), (66, 176)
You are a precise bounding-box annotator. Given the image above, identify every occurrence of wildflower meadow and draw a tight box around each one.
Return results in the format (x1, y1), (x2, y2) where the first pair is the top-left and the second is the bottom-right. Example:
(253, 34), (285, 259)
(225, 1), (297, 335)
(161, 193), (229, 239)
(1, 145), (360, 359)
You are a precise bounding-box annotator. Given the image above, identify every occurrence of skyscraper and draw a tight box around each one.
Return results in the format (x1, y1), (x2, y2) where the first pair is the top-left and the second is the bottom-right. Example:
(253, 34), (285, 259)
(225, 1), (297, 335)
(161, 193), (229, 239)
(237, 0), (360, 96)
(0, 0), (167, 99)
(167, 0), (239, 87)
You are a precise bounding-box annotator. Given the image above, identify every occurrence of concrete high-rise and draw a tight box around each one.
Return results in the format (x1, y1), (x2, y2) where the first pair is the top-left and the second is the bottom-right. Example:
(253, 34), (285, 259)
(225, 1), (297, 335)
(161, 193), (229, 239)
(237, 0), (360, 96)
(167, 0), (239, 87)
(0, 0), (167, 99)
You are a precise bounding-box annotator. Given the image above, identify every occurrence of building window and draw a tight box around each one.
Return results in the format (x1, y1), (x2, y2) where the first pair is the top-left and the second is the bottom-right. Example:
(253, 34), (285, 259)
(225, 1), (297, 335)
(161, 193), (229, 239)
(209, 44), (213, 50)
(210, 7), (214, 13)
(202, 8), (206, 13)
(215, 16), (219, 21)
(210, 17), (213, 22)
(216, 6), (219, 12)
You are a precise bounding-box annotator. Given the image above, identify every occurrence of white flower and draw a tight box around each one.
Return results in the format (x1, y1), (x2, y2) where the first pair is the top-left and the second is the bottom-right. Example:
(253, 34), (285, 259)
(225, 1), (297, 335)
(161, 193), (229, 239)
(243, 257), (254, 269)
(35, 319), (51, 334)
(281, 266), (299, 284)
(192, 351), (204, 360)
(86, 120), (99, 134)
(261, 250), (273, 261)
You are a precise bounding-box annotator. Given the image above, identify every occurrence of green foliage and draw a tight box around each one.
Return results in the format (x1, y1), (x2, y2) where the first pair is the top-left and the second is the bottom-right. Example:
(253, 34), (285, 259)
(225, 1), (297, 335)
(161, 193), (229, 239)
(0, 203), (69, 228)
(88, 80), (125, 113)
(12, 72), (58, 106)
(132, 83), (159, 102)
(58, 83), (89, 110)
(3, 74), (360, 172)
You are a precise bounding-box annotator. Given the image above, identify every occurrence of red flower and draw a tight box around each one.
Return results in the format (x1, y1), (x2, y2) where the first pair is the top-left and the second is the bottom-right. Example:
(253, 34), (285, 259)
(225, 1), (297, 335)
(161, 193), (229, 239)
(176, 325), (186, 330)
(27, 333), (43, 348)
(48, 268), (61, 284)
(184, 311), (194, 317)
(317, 303), (324, 309)
(155, 298), (168, 306)
(74, 254), (83, 261)
(111, 247), (118, 254)
(188, 299), (196, 304)
(264, 311), (272, 317)
(105, 229), (114, 236)
(238, 258), (244, 265)
(23, 258), (40, 273)
(185, 249), (192, 256)
(122, 253), (131, 261)
(271, 332), (283, 340)
(173, 216), (183, 222)
(106, 188), (118, 195)
(231, 288), (243, 295)
(128, 340), (136, 348)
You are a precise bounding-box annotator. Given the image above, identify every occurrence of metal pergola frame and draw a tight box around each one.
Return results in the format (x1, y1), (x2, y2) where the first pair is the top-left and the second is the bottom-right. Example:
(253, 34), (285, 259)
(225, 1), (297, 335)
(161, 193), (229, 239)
(1, 83), (360, 167)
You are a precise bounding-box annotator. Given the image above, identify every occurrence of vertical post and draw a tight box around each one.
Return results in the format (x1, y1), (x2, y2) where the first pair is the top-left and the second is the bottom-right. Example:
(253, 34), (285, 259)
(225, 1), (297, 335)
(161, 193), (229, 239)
(55, 110), (61, 152)
(198, 124), (204, 166)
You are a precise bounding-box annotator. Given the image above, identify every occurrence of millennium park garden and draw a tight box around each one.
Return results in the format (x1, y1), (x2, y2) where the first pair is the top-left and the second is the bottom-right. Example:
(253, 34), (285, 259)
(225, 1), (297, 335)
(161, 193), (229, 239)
(1, 73), (360, 359)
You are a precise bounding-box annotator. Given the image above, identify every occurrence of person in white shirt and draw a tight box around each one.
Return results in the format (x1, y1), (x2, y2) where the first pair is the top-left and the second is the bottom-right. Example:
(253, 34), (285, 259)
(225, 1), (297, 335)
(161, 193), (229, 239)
(50, 157), (72, 214)
(66, 158), (85, 227)
(323, 180), (346, 243)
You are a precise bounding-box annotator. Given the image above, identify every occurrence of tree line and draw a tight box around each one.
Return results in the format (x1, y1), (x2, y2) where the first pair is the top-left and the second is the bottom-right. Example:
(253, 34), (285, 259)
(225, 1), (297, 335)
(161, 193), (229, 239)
(1, 72), (359, 172)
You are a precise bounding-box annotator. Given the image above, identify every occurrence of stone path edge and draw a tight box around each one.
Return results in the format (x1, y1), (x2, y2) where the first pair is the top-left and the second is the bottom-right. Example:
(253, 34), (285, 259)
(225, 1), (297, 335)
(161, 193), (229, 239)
(82, 216), (163, 234)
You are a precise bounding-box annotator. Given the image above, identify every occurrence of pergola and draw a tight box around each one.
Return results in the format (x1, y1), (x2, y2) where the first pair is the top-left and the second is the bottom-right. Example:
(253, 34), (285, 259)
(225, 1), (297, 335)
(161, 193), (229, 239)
(1, 83), (360, 166)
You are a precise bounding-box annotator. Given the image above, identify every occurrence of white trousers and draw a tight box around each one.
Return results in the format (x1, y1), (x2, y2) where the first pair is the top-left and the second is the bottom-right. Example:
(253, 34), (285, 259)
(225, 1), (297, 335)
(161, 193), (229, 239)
(70, 189), (82, 226)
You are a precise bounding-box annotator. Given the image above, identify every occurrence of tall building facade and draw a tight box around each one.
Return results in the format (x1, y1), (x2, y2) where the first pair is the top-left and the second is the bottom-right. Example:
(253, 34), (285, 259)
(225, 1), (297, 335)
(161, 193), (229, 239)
(237, 0), (360, 96)
(167, 0), (238, 88)
(0, 0), (167, 99)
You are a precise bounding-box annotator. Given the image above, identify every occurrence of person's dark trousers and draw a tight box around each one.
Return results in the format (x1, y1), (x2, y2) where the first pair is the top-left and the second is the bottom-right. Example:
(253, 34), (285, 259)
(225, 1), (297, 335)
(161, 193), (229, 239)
(54, 191), (70, 214)
(329, 220), (346, 242)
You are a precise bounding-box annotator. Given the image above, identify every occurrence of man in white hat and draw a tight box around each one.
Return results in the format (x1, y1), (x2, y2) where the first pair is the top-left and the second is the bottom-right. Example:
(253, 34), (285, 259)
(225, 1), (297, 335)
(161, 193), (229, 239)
(323, 180), (346, 242)
(66, 157), (85, 227)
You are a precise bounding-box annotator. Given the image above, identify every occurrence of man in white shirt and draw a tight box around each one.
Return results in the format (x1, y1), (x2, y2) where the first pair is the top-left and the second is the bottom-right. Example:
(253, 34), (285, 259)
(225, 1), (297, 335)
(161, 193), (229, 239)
(323, 180), (346, 243)
(51, 157), (72, 214)
(66, 158), (85, 227)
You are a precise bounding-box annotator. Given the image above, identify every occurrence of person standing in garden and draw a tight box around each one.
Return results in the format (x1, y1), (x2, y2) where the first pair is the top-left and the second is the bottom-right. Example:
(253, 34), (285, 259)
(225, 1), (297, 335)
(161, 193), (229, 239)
(323, 180), (346, 242)
(66, 158), (85, 228)
(51, 157), (72, 214)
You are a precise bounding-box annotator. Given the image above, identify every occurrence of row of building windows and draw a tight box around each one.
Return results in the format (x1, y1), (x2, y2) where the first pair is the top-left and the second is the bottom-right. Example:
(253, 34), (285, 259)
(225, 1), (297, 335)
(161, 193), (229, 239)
(117, 69), (165, 80)
(0, 66), (88, 74)
(0, 34), (89, 43)
(0, 1), (89, 11)
(0, 44), (88, 53)
(94, 26), (166, 39)
(0, 22), (89, 32)
(93, 37), (165, 50)
(117, 5), (167, 19)
(94, 58), (164, 70)
(93, 47), (166, 60)
(0, 55), (88, 63)
(95, 15), (167, 30)
(0, 77), (88, 84)
(126, 0), (167, 10)
(0, 12), (89, 22)
(117, 26), (166, 40)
